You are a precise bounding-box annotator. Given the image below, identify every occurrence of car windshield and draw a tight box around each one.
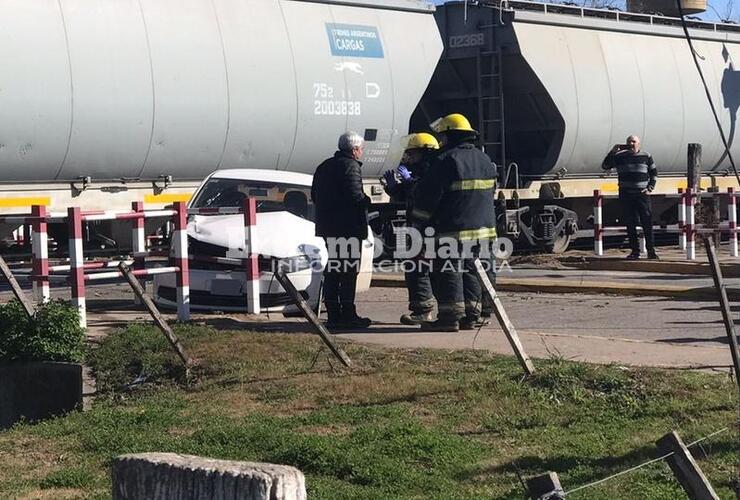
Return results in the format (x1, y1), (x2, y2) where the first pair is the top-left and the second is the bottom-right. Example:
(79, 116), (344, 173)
(190, 178), (314, 221)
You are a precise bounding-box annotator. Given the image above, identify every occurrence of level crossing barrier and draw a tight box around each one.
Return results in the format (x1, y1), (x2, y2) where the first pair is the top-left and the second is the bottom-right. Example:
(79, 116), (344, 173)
(0, 202), (190, 328)
(593, 187), (740, 260)
(186, 199), (260, 315)
(592, 190), (647, 256)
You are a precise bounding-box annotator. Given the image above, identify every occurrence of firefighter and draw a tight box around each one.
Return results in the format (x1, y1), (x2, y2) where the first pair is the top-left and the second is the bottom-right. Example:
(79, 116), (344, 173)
(381, 132), (439, 325)
(410, 113), (497, 332)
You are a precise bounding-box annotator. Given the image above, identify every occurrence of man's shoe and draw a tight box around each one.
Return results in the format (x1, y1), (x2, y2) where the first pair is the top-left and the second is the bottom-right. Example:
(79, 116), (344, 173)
(625, 253), (640, 260)
(342, 316), (372, 328)
(400, 311), (434, 326)
(419, 320), (459, 332)
(340, 304), (372, 329)
(459, 316), (490, 330)
(647, 252), (660, 260)
(325, 305), (343, 329)
(325, 318), (344, 329)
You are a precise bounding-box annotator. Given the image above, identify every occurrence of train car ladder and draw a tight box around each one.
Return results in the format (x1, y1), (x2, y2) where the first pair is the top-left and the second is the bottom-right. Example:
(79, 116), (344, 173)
(476, 21), (506, 177)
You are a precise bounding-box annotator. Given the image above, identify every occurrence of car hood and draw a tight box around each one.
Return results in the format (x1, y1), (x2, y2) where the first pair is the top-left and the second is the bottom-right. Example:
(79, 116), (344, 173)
(187, 211), (325, 259)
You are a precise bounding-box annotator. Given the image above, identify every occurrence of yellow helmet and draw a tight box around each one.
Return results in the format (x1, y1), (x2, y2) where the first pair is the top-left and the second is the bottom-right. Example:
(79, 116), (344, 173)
(430, 113), (477, 134)
(403, 132), (439, 151)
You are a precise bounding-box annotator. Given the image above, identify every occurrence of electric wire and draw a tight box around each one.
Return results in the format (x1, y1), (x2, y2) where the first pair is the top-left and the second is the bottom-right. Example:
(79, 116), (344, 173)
(676, 0), (740, 186)
(563, 427), (730, 496)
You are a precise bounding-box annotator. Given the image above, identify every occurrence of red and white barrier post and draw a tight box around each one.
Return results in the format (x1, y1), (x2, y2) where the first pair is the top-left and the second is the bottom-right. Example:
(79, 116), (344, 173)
(68, 207), (86, 328)
(686, 188), (696, 260)
(173, 201), (190, 321)
(243, 198), (260, 314)
(729, 187), (738, 257)
(31, 205), (50, 303)
(132, 201), (146, 302)
(678, 188), (686, 251)
(593, 190), (603, 256)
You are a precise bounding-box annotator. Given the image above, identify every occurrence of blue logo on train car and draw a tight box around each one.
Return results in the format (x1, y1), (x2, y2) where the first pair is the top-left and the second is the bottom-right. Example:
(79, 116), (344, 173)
(325, 23), (384, 58)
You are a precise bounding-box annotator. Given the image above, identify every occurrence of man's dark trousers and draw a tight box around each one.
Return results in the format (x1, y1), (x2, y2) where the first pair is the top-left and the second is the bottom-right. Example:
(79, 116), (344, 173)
(322, 238), (360, 313)
(619, 189), (655, 254)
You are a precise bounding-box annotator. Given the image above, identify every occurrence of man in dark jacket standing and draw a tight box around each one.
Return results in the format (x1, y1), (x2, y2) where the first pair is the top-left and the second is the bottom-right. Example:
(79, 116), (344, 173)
(411, 114), (498, 332)
(602, 135), (659, 260)
(311, 131), (371, 328)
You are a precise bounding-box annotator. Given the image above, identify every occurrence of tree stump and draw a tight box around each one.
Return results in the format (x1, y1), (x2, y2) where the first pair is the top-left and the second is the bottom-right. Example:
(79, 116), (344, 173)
(112, 453), (306, 500)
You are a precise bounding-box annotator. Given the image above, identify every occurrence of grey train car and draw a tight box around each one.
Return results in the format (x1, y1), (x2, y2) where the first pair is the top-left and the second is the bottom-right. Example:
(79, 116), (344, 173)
(410, 0), (740, 251)
(0, 0), (442, 246)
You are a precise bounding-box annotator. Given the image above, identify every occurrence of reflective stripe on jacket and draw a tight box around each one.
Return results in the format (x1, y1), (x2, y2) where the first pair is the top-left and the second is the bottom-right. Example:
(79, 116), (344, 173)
(411, 142), (497, 241)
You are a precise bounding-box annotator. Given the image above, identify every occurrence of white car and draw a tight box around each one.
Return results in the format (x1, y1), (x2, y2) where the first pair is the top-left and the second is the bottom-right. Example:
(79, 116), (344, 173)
(153, 169), (374, 314)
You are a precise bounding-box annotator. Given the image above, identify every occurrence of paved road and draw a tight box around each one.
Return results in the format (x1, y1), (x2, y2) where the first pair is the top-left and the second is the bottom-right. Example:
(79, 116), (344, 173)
(342, 286), (736, 371)
(2, 263), (737, 371)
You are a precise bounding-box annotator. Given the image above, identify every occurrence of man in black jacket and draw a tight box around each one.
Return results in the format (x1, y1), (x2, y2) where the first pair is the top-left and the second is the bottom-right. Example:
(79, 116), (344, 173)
(311, 131), (371, 329)
(602, 135), (659, 260)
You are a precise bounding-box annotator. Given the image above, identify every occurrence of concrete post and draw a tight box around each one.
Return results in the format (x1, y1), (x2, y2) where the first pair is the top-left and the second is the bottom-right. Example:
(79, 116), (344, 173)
(112, 453), (306, 500)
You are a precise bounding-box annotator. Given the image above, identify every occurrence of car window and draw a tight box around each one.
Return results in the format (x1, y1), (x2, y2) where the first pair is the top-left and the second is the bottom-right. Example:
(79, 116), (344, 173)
(190, 179), (314, 221)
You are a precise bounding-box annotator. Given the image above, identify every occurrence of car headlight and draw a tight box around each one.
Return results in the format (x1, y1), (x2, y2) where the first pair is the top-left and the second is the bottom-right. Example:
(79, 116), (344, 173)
(275, 255), (313, 273)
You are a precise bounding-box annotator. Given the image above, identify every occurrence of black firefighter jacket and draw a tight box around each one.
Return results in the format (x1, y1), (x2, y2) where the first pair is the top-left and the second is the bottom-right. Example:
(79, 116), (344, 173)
(311, 150), (369, 239)
(410, 142), (497, 241)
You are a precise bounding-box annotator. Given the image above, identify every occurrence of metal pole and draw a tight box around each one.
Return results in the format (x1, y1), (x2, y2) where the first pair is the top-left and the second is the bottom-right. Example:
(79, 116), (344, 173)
(68, 207), (87, 329)
(729, 187), (738, 257)
(243, 198), (261, 314)
(173, 202), (190, 322)
(31, 205), (49, 303)
(679, 188), (686, 251)
(593, 189), (603, 256)
(132, 201), (147, 303)
(687, 188), (696, 261)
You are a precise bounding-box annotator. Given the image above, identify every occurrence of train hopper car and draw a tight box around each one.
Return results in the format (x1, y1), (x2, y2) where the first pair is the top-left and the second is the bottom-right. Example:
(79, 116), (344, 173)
(410, 0), (740, 251)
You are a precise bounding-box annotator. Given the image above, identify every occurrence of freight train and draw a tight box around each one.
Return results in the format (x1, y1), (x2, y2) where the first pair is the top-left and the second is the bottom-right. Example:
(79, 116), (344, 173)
(405, 0), (740, 251)
(1, 0), (739, 252)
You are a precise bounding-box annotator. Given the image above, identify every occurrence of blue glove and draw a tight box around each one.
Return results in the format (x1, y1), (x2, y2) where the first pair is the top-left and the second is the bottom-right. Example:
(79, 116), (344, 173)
(397, 165), (412, 182)
(383, 169), (398, 187)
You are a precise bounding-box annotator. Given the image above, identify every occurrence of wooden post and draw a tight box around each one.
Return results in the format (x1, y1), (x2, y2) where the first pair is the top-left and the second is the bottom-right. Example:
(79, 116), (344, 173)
(527, 472), (565, 500)
(703, 237), (740, 385)
(474, 258), (535, 376)
(709, 185), (721, 248)
(118, 262), (191, 368)
(656, 431), (719, 500)
(273, 268), (352, 368)
(0, 255), (35, 318)
(687, 143), (702, 195)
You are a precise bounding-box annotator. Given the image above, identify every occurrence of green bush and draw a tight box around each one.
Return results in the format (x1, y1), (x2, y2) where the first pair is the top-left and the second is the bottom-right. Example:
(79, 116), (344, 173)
(0, 299), (84, 363)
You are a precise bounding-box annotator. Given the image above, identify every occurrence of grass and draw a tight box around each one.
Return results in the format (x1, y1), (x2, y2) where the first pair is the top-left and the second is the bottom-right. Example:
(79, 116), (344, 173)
(0, 323), (738, 499)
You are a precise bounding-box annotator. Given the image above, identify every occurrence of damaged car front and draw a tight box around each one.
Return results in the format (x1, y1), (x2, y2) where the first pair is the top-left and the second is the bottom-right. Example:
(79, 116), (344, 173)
(153, 170), (327, 313)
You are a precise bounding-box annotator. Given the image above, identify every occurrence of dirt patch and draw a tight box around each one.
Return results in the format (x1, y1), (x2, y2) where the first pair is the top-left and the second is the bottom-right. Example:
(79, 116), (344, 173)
(506, 254), (569, 269)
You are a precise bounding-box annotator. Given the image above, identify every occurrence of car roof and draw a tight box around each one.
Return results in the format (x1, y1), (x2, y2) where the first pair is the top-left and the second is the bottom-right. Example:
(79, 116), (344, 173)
(209, 169), (313, 187)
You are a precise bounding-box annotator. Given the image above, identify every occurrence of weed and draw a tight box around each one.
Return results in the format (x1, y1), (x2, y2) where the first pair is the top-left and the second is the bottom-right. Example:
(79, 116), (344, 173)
(86, 323), (209, 392)
(40, 466), (95, 489)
